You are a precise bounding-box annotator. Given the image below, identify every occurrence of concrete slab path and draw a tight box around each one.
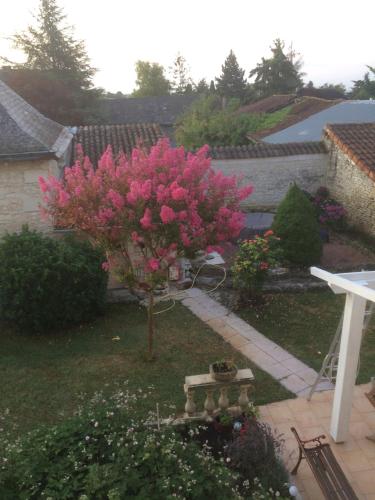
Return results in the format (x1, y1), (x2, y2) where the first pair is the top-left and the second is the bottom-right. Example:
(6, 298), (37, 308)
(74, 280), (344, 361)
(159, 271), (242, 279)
(180, 287), (333, 397)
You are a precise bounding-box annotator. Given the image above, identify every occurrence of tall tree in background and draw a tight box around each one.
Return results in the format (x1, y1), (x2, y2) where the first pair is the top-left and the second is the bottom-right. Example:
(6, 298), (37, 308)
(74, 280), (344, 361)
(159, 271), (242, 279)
(215, 50), (247, 102)
(352, 66), (375, 99)
(250, 39), (304, 98)
(1, 0), (100, 124)
(132, 61), (170, 97)
(170, 53), (193, 94)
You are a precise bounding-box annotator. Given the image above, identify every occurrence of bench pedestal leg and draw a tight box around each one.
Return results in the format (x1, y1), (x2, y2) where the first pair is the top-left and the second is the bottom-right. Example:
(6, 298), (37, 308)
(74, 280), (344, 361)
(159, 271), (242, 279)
(291, 446), (303, 475)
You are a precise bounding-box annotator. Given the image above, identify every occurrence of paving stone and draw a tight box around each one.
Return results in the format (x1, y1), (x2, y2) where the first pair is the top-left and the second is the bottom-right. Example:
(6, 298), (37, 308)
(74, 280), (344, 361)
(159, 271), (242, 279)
(281, 356), (311, 374)
(297, 367), (320, 385)
(228, 334), (250, 349)
(262, 362), (292, 381)
(267, 346), (294, 362)
(280, 374), (310, 394)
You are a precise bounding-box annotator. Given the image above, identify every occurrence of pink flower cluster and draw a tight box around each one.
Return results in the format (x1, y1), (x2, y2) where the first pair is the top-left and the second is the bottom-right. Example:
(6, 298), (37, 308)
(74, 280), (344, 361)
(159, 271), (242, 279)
(39, 139), (252, 286)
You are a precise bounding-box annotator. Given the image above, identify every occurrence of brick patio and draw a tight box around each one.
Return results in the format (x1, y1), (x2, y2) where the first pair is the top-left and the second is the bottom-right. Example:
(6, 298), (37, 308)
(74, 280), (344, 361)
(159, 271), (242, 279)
(259, 383), (375, 500)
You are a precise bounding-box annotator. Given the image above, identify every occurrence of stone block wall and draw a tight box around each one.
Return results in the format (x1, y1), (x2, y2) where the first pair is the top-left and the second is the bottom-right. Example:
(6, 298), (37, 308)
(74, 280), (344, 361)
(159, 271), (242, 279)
(0, 158), (59, 235)
(324, 139), (375, 237)
(212, 154), (328, 207)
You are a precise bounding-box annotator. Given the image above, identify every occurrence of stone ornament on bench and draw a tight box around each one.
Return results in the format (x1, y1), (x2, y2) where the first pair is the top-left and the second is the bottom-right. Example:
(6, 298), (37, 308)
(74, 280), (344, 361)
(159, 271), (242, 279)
(184, 368), (254, 419)
(290, 427), (358, 500)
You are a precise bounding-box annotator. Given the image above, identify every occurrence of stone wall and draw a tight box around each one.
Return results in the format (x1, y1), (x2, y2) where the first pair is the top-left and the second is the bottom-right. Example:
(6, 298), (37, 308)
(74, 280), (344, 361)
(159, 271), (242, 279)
(324, 139), (375, 237)
(0, 158), (59, 235)
(212, 154), (327, 207)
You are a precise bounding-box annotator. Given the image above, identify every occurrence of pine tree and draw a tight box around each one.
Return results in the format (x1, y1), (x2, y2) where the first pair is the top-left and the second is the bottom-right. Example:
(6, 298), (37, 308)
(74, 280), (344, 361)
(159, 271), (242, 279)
(2, 0), (99, 124)
(250, 39), (304, 98)
(170, 53), (192, 94)
(11, 0), (94, 89)
(215, 50), (247, 101)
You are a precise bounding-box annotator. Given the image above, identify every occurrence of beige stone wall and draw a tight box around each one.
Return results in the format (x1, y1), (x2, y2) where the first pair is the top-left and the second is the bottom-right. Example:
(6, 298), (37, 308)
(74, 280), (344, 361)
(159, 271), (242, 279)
(212, 154), (328, 208)
(324, 139), (375, 237)
(0, 158), (59, 235)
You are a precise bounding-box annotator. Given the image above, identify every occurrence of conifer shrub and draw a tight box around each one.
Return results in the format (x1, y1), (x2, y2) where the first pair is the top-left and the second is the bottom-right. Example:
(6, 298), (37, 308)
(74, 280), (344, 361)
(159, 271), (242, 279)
(0, 227), (108, 333)
(272, 184), (322, 266)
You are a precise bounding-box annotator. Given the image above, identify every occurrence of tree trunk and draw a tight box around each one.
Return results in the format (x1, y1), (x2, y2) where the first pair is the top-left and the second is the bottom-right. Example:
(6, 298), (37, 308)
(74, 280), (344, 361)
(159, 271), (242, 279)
(147, 291), (155, 359)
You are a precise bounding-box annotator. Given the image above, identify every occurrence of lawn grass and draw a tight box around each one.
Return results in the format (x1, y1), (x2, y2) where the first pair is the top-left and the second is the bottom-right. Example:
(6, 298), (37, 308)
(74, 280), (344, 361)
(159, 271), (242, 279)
(0, 302), (292, 437)
(237, 290), (375, 384)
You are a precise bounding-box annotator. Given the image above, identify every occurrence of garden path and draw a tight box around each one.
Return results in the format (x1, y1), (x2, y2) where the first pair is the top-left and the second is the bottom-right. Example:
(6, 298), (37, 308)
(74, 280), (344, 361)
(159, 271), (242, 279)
(180, 288), (333, 396)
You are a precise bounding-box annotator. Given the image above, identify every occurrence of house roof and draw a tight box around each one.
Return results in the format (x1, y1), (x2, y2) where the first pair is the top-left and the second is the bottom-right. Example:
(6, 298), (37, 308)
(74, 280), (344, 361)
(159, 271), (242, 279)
(99, 94), (198, 126)
(263, 100), (375, 143)
(237, 94), (296, 115)
(0, 79), (72, 161)
(209, 141), (326, 160)
(256, 97), (340, 139)
(72, 123), (163, 165)
(324, 123), (375, 181)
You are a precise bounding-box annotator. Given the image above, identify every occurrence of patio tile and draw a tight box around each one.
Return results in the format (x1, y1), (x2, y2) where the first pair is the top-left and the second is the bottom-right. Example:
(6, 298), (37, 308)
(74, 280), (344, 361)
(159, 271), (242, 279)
(349, 421), (373, 440)
(300, 478), (326, 500)
(286, 398), (312, 414)
(357, 438), (375, 458)
(268, 402), (294, 423)
(293, 410), (320, 428)
(351, 469), (375, 494)
(309, 401), (333, 418)
(336, 449), (372, 472)
(353, 396), (375, 414)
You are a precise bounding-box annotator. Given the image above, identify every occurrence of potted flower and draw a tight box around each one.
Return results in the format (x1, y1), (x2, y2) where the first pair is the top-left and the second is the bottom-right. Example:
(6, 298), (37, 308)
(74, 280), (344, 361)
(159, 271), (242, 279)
(213, 412), (233, 433)
(209, 359), (238, 382)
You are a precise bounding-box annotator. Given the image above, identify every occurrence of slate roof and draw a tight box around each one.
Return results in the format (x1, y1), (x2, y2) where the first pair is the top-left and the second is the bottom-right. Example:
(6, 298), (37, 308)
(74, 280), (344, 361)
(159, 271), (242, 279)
(72, 123), (163, 165)
(209, 141), (326, 160)
(237, 94), (296, 114)
(100, 94), (198, 126)
(324, 123), (375, 181)
(264, 100), (375, 143)
(0, 79), (72, 161)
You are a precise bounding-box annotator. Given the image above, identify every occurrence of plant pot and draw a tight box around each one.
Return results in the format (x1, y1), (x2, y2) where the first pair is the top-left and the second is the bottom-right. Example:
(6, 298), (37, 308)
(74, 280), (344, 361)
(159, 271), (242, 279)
(213, 416), (233, 433)
(209, 363), (238, 382)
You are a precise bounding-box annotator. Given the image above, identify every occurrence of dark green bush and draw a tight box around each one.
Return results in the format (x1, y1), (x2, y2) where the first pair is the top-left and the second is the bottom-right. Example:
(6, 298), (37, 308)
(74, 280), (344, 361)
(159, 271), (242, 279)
(0, 390), (241, 499)
(272, 184), (322, 266)
(0, 227), (108, 333)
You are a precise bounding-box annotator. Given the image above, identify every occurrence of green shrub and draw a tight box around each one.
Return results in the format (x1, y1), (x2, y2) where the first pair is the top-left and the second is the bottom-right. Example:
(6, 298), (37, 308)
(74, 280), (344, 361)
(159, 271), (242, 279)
(0, 227), (108, 333)
(0, 389), (241, 499)
(272, 184), (322, 266)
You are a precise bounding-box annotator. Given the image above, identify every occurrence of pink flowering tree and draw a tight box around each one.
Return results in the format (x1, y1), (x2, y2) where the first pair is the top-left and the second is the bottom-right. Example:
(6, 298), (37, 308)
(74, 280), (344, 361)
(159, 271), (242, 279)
(39, 139), (252, 357)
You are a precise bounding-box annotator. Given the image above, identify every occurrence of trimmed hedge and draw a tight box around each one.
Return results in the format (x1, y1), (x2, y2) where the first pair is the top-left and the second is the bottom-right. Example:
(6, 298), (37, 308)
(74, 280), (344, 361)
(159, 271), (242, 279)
(272, 184), (322, 266)
(0, 227), (108, 333)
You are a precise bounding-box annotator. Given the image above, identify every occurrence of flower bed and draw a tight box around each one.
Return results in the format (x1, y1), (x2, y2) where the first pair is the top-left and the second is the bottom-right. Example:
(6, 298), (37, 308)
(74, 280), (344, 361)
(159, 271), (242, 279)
(0, 388), (291, 499)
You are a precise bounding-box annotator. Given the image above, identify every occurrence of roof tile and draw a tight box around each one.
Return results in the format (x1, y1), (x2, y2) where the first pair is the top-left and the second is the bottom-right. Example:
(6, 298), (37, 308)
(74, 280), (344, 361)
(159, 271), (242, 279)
(324, 123), (375, 180)
(209, 141), (326, 160)
(72, 123), (163, 165)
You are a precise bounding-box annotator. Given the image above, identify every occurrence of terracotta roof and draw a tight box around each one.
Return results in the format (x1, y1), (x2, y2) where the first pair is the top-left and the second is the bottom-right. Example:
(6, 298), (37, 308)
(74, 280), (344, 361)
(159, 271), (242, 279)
(72, 123), (163, 165)
(324, 123), (375, 181)
(0, 80), (72, 161)
(237, 94), (296, 114)
(209, 141), (326, 160)
(256, 97), (340, 138)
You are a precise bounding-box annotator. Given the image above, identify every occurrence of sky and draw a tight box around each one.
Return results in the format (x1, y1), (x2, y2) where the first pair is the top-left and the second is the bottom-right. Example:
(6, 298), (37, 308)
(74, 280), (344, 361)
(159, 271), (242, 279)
(1, 0), (374, 94)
